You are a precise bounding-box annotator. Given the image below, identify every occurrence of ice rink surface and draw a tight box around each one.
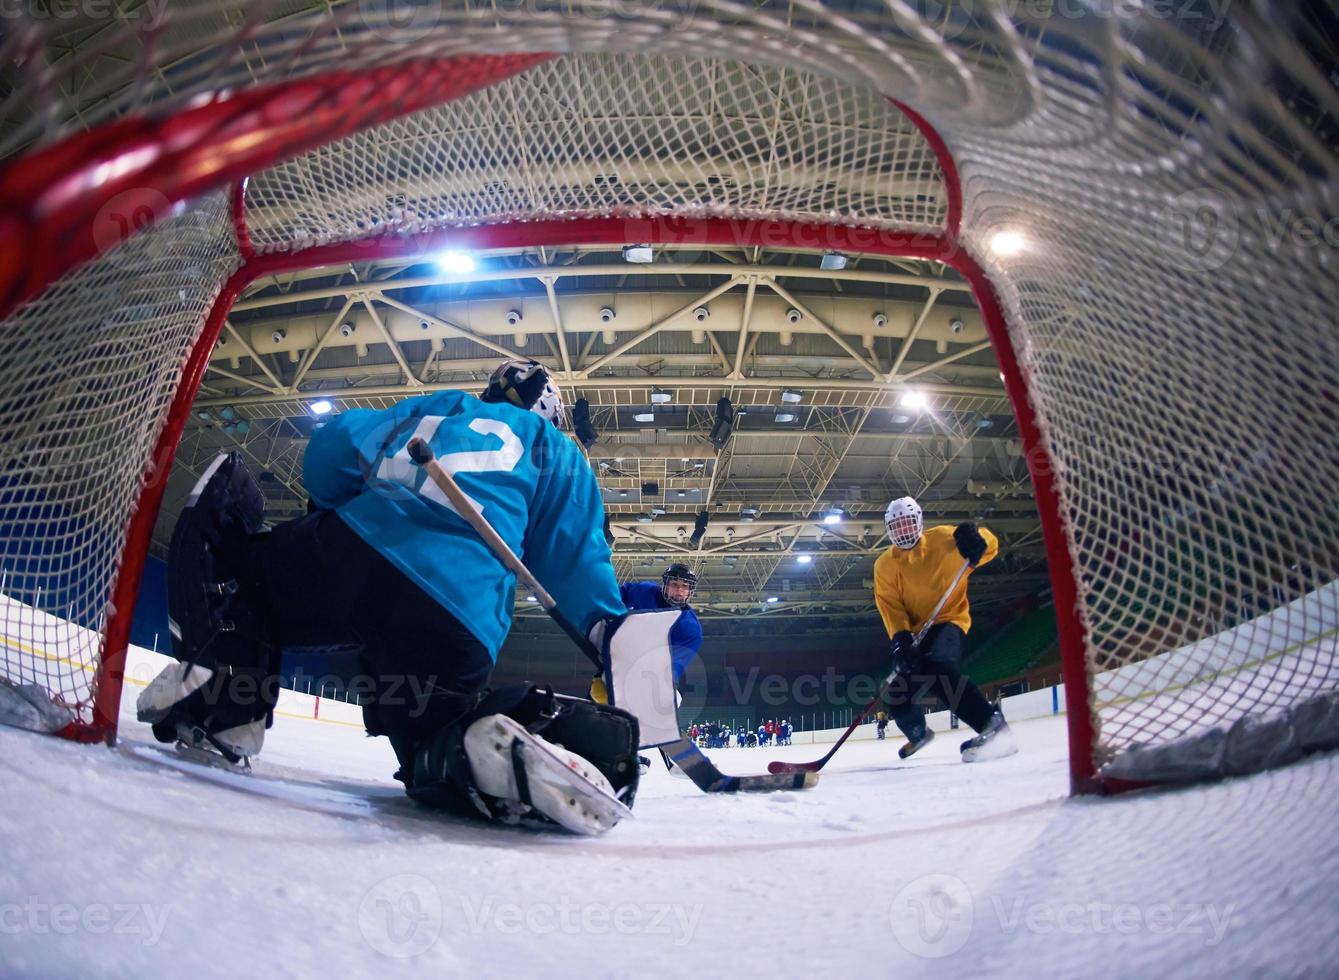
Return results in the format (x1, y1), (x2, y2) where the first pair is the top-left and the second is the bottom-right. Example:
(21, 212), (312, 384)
(2, 689), (1338, 979)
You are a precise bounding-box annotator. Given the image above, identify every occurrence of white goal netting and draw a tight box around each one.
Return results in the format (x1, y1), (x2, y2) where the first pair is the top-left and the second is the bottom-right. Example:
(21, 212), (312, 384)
(0, 2), (1334, 782)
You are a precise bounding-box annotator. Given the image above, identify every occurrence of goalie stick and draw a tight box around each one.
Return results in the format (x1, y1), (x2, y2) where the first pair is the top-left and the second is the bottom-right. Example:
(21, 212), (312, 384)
(407, 437), (816, 795)
(767, 558), (972, 776)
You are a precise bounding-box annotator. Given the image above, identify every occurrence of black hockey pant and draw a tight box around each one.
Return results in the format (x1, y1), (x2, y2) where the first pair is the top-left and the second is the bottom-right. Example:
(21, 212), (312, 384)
(880, 623), (995, 738)
(249, 509), (493, 741)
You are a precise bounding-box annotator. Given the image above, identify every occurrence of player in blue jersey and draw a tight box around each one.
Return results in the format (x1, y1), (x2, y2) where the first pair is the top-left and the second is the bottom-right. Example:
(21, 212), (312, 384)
(589, 563), (703, 703)
(138, 360), (645, 834)
(621, 563), (703, 683)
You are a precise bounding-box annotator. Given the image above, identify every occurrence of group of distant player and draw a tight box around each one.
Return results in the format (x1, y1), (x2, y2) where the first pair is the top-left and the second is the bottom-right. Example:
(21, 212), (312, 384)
(138, 357), (1013, 838)
(688, 719), (793, 748)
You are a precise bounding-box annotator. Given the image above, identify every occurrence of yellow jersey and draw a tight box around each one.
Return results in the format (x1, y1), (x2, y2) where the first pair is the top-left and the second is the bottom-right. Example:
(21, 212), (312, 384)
(873, 524), (998, 638)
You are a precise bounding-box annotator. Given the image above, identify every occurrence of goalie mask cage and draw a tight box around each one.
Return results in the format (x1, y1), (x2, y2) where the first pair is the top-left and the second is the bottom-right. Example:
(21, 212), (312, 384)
(0, 2), (1335, 794)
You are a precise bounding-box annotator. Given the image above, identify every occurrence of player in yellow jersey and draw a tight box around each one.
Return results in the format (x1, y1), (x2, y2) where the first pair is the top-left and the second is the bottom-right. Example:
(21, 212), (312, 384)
(873, 496), (1018, 762)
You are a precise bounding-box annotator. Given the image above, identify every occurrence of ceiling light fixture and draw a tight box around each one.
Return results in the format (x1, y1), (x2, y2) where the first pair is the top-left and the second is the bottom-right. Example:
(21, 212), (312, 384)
(436, 250), (476, 274)
(899, 390), (928, 411)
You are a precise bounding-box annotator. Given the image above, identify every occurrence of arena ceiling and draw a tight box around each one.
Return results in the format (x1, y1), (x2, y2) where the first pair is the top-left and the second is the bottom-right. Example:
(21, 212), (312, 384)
(44, 3), (1053, 639)
(159, 240), (1049, 637)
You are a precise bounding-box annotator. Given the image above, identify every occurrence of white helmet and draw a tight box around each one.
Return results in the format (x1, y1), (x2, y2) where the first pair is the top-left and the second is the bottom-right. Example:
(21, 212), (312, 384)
(884, 496), (923, 549)
(482, 359), (566, 426)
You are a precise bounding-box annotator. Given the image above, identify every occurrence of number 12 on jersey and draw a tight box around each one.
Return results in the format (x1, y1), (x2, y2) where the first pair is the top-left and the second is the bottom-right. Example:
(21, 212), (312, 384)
(376, 416), (524, 517)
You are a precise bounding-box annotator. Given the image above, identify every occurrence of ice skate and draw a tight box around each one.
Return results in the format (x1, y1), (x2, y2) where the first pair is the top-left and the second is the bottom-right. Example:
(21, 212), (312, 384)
(169, 720), (258, 774)
(898, 726), (936, 759)
(960, 710), (1018, 763)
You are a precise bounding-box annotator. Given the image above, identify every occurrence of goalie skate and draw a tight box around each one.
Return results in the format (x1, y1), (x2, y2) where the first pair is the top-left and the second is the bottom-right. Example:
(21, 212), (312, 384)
(169, 721), (256, 774)
(464, 713), (634, 835)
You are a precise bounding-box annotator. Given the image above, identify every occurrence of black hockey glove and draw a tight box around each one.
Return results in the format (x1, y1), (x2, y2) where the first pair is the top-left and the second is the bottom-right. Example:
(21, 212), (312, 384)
(889, 630), (917, 676)
(954, 521), (988, 566)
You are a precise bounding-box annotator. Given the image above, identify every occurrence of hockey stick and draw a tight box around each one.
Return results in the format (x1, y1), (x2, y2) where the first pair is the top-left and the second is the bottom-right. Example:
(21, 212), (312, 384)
(407, 438), (815, 794)
(767, 558), (973, 775)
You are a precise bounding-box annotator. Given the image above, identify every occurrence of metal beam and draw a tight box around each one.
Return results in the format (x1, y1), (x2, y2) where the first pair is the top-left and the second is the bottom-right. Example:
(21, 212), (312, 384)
(579, 277), (742, 377)
(196, 376), (1006, 413)
(374, 293), (528, 362)
(290, 296), (356, 391)
(887, 286), (943, 380)
(764, 277), (882, 378)
(897, 340), (993, 382)
(204, 363), (282, 395)
(540, 275), (574, 377)
(232, 262), (971, 314)
(222, 320), (285, 390)
(359, 295), (421, 387)
(730, 275), (759, 380)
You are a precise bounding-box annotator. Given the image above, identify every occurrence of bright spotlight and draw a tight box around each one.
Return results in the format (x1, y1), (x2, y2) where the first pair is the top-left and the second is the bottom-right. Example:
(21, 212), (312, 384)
(309, 399), (334, 416)
(436, 250), (476, 274)
(987, 230), (1027, 257)
(796, 554), (813, 565)
(765, 596), (780, 604)
(899, 390), (928, 411)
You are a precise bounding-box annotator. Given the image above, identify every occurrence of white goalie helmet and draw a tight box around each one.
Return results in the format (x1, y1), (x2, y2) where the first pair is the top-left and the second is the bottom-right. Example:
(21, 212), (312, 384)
(884, 496), (923, 550)
(483, 358), (566, 427)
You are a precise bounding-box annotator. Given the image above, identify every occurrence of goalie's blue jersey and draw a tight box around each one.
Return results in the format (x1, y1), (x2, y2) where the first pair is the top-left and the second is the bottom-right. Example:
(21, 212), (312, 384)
(303, 390), (623, 658)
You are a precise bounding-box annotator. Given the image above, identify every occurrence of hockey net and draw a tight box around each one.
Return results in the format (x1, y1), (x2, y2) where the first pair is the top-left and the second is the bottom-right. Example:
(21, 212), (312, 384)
(0, 2), (1335, 789)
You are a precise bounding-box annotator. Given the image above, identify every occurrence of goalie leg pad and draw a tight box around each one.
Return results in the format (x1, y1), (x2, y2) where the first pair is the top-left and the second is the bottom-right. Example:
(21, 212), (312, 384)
(404, 684), (640, 832)
(463, 714), (631, 835)
(167, 452), (272, 674)
(153, 453), (278, 758)
(137, 660), (278, 760)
